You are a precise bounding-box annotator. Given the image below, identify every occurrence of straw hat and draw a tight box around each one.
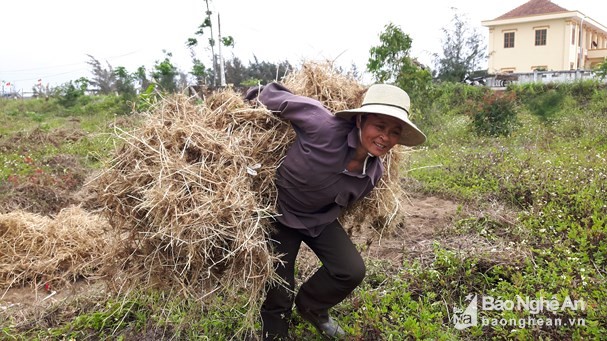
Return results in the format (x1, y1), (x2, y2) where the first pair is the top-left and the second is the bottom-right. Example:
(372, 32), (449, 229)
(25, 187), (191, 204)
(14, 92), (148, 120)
(335, 84), (426, 146)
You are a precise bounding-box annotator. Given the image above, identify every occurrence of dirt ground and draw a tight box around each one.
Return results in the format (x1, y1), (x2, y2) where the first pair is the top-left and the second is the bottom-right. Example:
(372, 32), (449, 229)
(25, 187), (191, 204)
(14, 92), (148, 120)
(356, 193), (461, 262)
(294, 193), (462, 281)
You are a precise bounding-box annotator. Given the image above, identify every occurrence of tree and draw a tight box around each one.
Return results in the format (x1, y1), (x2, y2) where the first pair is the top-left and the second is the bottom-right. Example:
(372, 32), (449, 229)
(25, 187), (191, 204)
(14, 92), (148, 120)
(55, 77), (89, 107)
(134, 66), (151, 93)
(114, 66), (137, 99)
(86, 55), (117, 94)
(190, 55), (212, 86)
(367, 23), (432, 104)
(186, 0), (234, 87)
(223, 56), (292, 87)
(152, 50), (178, 92)
(224, 56), (248, 86)
(346, 63), (361, 81)
(433, 9), (486, 83)
(594, 59), (607, 81)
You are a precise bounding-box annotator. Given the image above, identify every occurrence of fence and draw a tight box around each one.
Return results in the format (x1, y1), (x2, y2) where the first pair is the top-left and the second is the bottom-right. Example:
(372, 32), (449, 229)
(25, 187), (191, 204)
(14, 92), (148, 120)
(485, 70), (601, 87)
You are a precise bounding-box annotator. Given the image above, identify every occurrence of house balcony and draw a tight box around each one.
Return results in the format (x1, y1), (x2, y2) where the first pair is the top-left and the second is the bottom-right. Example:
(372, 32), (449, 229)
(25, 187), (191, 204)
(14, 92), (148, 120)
(587, 48), (607, 67)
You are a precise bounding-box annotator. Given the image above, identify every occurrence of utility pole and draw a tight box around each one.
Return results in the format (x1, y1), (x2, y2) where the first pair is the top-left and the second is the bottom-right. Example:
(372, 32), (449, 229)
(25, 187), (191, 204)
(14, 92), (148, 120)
(218, 13), (226, 87)
(204, 0), (217, 86)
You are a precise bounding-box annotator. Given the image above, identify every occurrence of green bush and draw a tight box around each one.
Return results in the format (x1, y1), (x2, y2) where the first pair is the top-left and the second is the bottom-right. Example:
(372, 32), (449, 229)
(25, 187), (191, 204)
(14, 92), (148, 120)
(471, 91), (518, 137)
(54, 81), (87, 108)
(524, 89), (565, 122)
(567, 79), (602, 106)
(594, 60), (607, 80)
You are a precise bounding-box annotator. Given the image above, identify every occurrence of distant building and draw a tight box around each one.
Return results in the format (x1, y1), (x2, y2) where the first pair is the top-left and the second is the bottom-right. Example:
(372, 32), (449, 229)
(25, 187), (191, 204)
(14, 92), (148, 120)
(482, 0), (607, 75)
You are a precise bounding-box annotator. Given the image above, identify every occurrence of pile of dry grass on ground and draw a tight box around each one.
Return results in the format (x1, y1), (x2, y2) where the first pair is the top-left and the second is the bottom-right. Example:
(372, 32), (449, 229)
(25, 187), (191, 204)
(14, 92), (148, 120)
(86, 60), (412, 330)
(0, 206), (111, 291)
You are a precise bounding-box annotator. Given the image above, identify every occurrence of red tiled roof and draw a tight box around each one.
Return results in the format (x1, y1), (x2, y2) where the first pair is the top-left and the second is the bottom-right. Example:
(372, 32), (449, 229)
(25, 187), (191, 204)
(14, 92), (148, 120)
(495, 0), (569, 20)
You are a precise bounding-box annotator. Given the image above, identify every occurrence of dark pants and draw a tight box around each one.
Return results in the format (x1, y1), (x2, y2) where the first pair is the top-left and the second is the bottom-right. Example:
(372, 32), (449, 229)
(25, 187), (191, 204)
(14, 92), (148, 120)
(261, 220), (366, 340)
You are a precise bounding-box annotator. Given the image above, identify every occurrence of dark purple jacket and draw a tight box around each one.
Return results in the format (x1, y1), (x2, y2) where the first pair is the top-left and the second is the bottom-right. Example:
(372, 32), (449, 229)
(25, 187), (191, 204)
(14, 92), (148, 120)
(246, 83), (384, 237)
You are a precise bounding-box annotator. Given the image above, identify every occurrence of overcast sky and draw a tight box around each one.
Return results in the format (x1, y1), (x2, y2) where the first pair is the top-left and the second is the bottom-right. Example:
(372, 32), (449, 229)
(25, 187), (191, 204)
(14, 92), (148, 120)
(1, 0), (605, 91)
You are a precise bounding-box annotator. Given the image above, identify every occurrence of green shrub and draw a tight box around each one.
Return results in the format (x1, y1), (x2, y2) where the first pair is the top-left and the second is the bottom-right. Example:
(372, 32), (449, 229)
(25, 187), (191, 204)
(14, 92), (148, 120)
(471, 91), (518, 137)
(524, 89), (565, 122)
(567, 79), (602, 106)
(54, 81), (87, 108)
(594, 59), (607, 80)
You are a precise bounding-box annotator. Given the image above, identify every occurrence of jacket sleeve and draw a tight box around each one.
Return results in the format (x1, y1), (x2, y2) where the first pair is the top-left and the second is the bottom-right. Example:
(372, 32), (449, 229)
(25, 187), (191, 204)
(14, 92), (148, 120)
(244, 85), (264, 101)
(251, 82), (333, 136)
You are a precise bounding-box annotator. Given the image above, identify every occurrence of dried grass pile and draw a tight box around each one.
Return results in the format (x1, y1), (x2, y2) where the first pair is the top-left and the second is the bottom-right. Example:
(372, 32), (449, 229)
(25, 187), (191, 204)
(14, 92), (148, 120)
(89, 90), (289, 331)
(0, 206), (111, 291)
(87, 61), (412, 331)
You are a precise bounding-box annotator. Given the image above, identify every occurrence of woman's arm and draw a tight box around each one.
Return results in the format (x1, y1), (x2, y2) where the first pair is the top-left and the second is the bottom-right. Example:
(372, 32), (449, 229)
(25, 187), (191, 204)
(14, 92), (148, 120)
(246, 82), (334, 136)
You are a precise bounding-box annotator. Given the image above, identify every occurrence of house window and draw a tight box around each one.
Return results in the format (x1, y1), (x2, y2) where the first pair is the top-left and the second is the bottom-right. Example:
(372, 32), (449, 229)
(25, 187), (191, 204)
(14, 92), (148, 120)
(504, 32), (515, 48)
(535, 29), (547, 46)
(571, 27), (576, 45)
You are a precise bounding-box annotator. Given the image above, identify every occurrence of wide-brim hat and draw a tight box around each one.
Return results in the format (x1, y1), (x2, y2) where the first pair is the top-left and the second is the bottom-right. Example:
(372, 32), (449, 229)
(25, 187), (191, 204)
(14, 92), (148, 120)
(335, 84), (426, 146)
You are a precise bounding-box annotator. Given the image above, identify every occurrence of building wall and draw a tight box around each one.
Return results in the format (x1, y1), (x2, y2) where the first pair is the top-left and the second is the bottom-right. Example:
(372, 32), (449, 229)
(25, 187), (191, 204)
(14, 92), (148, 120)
(487, 18), (572, 73)
(483, 12), (607, 74)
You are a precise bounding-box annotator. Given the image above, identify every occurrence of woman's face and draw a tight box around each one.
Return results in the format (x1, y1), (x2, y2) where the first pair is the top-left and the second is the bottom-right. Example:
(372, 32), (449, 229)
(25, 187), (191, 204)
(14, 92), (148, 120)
(357, 114), (403, 157)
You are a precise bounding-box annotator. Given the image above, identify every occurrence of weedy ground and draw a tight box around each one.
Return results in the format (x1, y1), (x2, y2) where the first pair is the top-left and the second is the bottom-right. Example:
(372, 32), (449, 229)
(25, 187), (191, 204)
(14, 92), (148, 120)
(1, 82), (606, 340)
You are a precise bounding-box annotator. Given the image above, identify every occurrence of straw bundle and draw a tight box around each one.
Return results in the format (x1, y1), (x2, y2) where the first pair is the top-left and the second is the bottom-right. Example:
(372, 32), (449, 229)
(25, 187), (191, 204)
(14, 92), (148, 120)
(282, 61), (366, 112)
(90, 92), (288, 313)
(0, 206), (111, 290)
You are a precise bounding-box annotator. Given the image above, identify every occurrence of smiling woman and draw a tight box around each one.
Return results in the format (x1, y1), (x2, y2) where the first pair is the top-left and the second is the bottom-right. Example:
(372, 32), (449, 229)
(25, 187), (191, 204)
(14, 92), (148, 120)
(245, 81), (426, 340)
(357, 114), (403, 155)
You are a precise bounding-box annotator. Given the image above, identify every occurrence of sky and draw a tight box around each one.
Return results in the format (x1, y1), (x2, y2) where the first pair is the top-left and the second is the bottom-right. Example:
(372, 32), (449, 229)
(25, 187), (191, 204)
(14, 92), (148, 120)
(1, 0), (606, 93)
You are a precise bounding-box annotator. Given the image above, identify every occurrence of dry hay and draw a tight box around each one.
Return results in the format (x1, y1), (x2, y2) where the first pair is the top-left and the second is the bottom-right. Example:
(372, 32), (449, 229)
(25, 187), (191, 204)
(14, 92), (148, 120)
(86, 61), (413, 332)
(0, 206), (112, 292)
(88, 91), (287, 332)
(282, 60), (366, 112)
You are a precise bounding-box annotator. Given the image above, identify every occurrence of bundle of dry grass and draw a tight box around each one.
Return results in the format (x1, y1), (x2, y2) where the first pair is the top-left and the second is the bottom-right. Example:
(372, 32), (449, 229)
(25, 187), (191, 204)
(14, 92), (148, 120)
(89, 91), (289, 332)
(0, 206), (111, 291)
(88, 61), (413, 333)
(282, 60), (366, 112)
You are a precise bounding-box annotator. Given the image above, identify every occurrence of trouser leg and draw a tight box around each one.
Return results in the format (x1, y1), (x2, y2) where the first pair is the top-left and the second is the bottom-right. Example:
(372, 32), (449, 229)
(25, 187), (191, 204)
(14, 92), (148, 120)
(261, 222), (302, 340)
(295, 220), (366, 315)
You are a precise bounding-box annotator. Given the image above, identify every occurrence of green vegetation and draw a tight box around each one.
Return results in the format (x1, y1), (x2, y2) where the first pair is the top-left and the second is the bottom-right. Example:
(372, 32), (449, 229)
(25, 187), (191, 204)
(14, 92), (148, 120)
(0, 95), (130, 170)
(1, 80), (606, 339)
(405, 80), (607, 339)
(367, 22), (433, 108)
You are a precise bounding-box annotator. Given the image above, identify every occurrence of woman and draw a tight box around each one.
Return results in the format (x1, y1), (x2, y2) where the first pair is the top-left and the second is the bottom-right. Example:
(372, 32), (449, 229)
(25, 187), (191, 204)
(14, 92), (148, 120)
(245, 82), (426, 340)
